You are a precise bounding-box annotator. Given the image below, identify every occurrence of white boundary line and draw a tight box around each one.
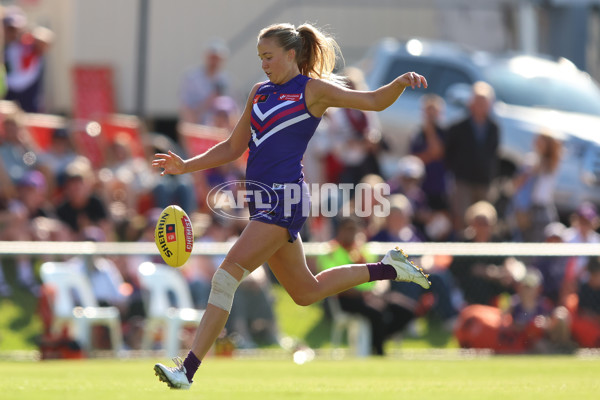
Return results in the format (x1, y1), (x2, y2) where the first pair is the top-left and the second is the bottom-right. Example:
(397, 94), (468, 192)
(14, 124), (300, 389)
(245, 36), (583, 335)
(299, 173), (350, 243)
(0, 241), (598, 257)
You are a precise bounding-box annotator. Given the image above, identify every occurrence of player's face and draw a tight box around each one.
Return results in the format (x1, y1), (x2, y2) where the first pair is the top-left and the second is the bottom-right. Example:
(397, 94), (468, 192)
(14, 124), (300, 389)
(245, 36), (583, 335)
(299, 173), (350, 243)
(257, 37), (296, 84)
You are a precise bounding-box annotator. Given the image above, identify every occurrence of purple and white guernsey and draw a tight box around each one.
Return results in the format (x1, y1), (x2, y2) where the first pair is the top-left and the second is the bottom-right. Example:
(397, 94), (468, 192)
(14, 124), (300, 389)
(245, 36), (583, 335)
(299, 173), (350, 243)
(247, 74), (320, 186)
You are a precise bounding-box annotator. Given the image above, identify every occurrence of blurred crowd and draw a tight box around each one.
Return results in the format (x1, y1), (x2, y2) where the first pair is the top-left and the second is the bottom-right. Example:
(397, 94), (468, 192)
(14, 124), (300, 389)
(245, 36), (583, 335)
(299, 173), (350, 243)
(0, 8), (599, 355)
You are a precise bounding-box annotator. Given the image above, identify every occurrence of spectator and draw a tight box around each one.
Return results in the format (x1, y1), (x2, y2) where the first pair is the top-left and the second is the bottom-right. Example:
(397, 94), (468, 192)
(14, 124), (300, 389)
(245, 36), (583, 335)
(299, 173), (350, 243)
(318, 216), (412, 355)
(371, 194), (458, 334)
(209, 92), (240, 131)
(341, 173), (389, 239)
(179, 39), (230, 126)
(149, 135), (197, 214)
(197, 96), (244, 201)
(449, 201), (514, 306)
(530, 222), (572, 305)
(410, 94), (449, 213)
(570, 256), (600, 348)
(302, 111), (332, 186)
(10, 169), (54, 219)
(563, 202), (600, 279)
(0, 114), (38, 185)
(0, 169), (53, 295)
(5, 22), (54, 113)
(445, 81), (500, 234)
(102, 132), (157, 217)
(55, 157), (113, 240)
(510, 130), (563, 242)
(370, 193), (424, 243)
(0, 146), (15, 202)
(455, 267), (572, 353)
(2, 6), (26, 99)
(497, 268), (571, 353)
(36, 127), (79, 197)
(387, 155), (432, 237)
(326, 67), (385, 185)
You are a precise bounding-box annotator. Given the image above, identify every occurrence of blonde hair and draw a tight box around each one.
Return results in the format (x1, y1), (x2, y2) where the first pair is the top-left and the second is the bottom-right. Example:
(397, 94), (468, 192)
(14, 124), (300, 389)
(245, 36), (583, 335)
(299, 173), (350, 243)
(536, 130), (563, 173)
(258, 22), (343, 83)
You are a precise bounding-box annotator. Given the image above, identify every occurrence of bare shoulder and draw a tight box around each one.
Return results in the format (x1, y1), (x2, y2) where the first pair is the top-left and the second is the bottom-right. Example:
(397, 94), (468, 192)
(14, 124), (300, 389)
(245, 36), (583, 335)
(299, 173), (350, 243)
(306, 78), (347, 117)
(242, 82), (265, 109)
(249, 82), (264, 98)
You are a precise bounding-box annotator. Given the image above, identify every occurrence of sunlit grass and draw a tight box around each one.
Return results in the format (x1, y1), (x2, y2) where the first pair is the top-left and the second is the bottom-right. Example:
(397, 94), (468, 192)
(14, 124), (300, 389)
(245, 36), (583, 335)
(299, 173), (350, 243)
(1, 356), (598, 400)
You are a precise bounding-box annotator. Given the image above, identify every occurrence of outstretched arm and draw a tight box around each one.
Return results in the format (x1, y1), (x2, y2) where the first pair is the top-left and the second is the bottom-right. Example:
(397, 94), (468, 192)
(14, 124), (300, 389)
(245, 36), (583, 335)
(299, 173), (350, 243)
(152, 83), (260, 175)
(306, 72), (427, 117)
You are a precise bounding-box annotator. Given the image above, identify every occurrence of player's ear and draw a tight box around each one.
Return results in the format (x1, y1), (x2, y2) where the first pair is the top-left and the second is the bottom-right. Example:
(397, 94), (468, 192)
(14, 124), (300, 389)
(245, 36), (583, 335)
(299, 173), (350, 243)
(287, 48), (296, 62)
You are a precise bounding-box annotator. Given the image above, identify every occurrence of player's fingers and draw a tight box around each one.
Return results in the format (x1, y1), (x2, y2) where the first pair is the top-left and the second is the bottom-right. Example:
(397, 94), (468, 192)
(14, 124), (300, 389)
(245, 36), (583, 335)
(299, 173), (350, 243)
(411, 74), (417, 89)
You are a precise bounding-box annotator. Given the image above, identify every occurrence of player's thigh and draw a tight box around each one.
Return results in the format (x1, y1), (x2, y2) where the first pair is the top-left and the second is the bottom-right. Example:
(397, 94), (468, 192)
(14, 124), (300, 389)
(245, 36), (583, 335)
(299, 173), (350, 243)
(222, 220), (290, 279)
(267, 235), (319, 304)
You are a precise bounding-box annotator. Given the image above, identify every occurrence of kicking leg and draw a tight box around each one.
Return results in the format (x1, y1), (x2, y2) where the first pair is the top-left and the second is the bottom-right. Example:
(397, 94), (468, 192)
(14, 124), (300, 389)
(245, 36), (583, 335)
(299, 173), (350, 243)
(268, 235), (370, 306)
(268, 239), (431, 307)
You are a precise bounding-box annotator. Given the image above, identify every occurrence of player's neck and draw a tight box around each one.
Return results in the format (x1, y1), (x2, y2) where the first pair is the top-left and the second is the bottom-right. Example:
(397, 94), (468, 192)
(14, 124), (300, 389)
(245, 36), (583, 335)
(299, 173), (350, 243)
(277, 68), (301, 85)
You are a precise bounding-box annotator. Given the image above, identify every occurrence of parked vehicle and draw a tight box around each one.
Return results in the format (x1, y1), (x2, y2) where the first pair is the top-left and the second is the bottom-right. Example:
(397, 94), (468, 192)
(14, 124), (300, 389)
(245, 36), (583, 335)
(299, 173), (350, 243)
(359, 37), (600, 214)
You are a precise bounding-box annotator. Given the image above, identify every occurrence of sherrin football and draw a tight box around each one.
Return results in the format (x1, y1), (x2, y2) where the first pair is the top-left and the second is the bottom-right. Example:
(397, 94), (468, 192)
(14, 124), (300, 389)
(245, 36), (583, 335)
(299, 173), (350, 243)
(155, 205), (194, 267)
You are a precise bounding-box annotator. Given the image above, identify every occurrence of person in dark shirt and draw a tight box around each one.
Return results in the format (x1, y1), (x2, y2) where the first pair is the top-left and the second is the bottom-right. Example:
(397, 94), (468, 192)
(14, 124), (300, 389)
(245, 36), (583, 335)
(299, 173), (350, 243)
(530, 222), (571, 305)
(410, 94), (448, 212)
(445, 81), (500, 234)
(571, 256), (600, 348)
(449, 201), (513, 306)
(56, 158), (111, 240)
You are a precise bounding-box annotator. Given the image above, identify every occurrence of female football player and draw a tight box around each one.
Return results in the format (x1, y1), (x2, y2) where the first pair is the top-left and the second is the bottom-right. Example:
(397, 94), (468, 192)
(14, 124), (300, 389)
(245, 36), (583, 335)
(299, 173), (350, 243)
(152, 22), (429, 389)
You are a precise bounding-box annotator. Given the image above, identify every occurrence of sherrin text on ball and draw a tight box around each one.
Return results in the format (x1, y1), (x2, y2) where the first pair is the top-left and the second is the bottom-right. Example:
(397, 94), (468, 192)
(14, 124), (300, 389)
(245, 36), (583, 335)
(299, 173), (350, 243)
(154, 205), (193, 267)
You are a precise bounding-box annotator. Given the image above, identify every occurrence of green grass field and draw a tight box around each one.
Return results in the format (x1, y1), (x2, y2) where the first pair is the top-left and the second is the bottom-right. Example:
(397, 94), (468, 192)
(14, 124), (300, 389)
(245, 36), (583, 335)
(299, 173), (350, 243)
(1, 356), (599, 400)
(1, 265), (599, 400)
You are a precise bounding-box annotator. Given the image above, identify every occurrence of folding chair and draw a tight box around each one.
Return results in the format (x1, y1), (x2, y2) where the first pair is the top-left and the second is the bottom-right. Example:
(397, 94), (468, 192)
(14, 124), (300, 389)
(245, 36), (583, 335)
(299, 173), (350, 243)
(326, 296), (372, 357)
(137, 262), (205, 358)
(39, 261), (123, 354)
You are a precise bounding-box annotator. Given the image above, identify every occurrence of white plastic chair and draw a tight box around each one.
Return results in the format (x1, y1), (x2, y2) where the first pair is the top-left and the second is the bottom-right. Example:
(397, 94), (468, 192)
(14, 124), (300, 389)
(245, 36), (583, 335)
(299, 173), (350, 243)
(39, 261), (123, 353)
(137, 262), (205, 358)
(326, 296), (372, 357)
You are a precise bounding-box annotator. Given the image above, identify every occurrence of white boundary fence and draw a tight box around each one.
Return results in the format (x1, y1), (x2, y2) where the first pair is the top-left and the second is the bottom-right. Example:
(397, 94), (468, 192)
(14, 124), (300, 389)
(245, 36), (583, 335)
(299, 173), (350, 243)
(0, 241), (599, 257)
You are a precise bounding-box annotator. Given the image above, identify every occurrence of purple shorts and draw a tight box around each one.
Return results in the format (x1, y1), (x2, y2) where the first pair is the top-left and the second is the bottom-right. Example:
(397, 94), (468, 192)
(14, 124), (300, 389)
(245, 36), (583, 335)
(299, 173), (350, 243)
(248, 181), (310, 242)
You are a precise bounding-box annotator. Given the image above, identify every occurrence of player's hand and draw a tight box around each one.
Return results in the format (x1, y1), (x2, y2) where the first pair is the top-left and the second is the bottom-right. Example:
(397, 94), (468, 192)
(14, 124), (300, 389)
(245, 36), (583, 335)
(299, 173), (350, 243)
(152, 151), (186, 176)
(397, 72), (428, 90)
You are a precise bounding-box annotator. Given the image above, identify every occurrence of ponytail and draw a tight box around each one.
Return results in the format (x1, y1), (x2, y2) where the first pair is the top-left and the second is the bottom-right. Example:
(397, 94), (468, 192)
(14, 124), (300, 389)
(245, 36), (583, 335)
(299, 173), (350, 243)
(258, 22), (344, 84)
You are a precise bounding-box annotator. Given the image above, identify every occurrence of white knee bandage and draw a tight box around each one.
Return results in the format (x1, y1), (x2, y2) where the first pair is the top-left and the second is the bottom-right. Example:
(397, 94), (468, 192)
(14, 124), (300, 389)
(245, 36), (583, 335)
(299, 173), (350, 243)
(207, 266), (249, 312)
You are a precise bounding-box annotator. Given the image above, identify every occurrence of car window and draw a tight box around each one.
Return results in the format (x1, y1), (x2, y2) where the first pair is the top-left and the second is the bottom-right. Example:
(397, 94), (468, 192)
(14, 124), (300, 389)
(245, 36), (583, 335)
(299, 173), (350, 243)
(483, 63), (600, 116)
(383, 58), (435, 95)
(436, 67), (473, 97)
(384, 57), (473, 97)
